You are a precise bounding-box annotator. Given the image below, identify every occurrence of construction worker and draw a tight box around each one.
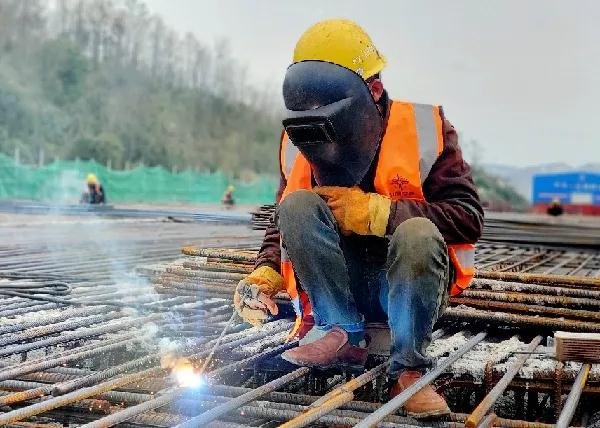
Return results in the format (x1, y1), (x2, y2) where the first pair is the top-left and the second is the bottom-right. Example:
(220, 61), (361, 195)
(221, 185), (236, 208)
(80, 173), (106, 204)
(547, 197), (564, 216)
(233, 19), (483, 418)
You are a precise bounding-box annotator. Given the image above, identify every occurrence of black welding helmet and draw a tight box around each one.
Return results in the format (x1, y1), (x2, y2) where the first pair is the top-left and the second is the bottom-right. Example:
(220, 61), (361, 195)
(282, 61), (383, 187)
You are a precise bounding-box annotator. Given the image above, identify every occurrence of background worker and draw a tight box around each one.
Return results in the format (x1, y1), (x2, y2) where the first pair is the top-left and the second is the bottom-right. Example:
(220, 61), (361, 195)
(234, 19), (483, 418)
(547, 197), (564, 216)
(221, 185), (236, 208)
(80, 173), (106, 204)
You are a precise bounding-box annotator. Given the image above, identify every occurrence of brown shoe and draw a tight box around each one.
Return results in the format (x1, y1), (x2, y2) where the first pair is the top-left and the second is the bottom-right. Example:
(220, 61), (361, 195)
(390, 370), (450, 419)
(281, 327), (368, 369)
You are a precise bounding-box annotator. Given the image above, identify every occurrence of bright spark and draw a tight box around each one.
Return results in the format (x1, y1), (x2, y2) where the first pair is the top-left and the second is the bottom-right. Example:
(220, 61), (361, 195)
(174, 365), (205, 388)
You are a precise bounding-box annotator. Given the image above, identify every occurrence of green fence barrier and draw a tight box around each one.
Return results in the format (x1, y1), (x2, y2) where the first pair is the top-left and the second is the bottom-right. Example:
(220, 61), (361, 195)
(0, 154), (277, 204)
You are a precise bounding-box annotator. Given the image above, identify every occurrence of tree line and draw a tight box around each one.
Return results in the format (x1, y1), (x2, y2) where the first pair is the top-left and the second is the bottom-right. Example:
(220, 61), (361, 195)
(0, 0), (281, 176)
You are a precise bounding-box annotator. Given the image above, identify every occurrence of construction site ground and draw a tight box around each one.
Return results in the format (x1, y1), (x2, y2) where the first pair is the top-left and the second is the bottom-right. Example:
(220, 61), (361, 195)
(1, 207), (599, 427)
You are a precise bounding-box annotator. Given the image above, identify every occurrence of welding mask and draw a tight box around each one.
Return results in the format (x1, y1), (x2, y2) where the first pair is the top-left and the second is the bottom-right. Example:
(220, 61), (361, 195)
(282, 61), (383, 187)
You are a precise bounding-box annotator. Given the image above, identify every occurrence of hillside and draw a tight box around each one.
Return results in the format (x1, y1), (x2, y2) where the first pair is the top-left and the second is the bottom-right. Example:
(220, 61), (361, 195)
(0, 0), (280, 177)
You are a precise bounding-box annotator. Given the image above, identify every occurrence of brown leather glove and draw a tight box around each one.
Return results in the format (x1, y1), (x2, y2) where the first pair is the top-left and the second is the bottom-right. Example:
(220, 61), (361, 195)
(314, 186), (391, 237)
(233, 265), (283, 326)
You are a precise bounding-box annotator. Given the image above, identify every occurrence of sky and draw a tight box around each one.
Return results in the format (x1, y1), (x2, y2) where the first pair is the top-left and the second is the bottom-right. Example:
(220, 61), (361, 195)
(145, 0), (600, 167)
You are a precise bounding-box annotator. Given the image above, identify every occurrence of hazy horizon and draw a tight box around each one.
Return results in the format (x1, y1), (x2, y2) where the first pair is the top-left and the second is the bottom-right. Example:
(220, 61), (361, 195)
(146, 0), (600, 168)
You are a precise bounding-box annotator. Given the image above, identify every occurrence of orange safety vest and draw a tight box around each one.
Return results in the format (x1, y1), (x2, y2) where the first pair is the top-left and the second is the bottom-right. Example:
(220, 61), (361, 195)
(280, 100), (476, 338)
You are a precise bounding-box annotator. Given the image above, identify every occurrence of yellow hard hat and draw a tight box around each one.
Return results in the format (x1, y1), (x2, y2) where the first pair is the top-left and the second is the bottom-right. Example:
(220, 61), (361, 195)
(86, 173), (98, 185)
(293, 19), (386, 80)
(227, 185), (235, 192)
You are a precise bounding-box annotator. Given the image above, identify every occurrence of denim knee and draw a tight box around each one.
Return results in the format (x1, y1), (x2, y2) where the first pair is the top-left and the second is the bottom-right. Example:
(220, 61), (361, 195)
(388, 218), (446, 279)
(277, 190), (333, 233)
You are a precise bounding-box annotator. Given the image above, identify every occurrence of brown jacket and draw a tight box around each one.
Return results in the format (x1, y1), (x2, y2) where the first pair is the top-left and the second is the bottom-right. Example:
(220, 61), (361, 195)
(255, 97), (484, 271)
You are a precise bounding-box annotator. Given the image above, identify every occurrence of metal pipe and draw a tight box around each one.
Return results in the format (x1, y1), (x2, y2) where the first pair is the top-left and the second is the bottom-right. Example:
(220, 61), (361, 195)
(555, 363), (591, 428)
(175, 367), (309, 427)
(465, 335), (543, 428)
(354, 331), (487, 428)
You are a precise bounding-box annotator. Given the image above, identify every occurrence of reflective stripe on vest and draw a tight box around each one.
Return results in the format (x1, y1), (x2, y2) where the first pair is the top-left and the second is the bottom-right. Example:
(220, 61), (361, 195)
(279, 100), (475, 336)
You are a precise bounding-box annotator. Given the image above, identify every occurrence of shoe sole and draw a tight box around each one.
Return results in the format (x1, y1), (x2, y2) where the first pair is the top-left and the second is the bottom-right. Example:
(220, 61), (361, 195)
(406, 408), (451, 419)
(280, 353), (365, 371)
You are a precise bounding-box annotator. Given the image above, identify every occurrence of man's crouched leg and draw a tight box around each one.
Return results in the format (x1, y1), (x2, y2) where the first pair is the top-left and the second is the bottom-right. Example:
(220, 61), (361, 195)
(386, 217), (450, 418)
(276, 190), (367, 368)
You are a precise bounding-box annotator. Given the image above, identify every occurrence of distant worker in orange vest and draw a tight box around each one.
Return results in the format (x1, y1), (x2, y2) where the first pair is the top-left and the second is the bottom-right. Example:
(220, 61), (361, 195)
(233, 19), (483, 418)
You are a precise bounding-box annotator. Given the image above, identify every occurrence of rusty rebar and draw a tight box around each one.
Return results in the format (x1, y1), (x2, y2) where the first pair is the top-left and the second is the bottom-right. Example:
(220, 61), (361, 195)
(472, 278), (600, 299)
(476, 270), (600, 288)
(0, 312), (122, 348)
(0, 332), (139, 382)
(444, 306), (600, 332)
(0, 314), (160, 358)
(556, 363), (591, 428)
(459, 289), (600, 309)
(279, 362), (390, 428)
(0, 305), (108, 336)
(78, 341), (297, 428)
(355, 331), (487, 428)
(0, 366), (164, 425)
(176, 367), (310, 427)
(465, 335), (543, 428)
(450, 297), (600, 323)
(180, 247), (256, 263)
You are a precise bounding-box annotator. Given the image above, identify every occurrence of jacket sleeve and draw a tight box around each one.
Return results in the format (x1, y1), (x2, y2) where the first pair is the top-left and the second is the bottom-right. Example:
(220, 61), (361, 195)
(386, 115), (484, 244)
(254, 140), (286, 272)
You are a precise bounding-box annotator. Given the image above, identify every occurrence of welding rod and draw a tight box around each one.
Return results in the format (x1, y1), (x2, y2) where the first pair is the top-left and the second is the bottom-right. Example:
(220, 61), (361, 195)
(354, 331), (487, 428)
(465, 335), (543, 428)
(555, 363), (592, 428)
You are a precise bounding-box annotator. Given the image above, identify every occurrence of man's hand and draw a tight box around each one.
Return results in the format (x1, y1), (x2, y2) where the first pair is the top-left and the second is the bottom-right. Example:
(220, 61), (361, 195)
(314, 186), (391, 237)
(233, 265), (283, 326)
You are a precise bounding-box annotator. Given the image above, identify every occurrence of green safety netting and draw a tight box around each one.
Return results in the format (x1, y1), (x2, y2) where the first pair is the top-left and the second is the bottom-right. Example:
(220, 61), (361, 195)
(0, 154), (277, 204)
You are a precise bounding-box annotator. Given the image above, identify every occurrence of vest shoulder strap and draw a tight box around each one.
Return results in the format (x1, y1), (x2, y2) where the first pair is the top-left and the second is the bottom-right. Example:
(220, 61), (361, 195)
(412, 102), (444, 184)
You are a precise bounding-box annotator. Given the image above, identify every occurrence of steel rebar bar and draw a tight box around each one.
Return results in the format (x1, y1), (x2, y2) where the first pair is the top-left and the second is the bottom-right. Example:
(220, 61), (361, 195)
(354, 331), (487, 428)
(555, 363), (591, 428)
(465, 335), (543, 428)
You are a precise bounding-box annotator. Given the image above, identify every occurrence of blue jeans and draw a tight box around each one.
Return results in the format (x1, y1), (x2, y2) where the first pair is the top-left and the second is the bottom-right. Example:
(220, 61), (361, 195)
(277, 190), (450, 377)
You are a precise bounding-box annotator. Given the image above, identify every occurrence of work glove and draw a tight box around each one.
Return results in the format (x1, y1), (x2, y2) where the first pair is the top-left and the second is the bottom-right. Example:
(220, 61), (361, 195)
(314, 186), (391, 237)
(233, 265), (283, 326)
